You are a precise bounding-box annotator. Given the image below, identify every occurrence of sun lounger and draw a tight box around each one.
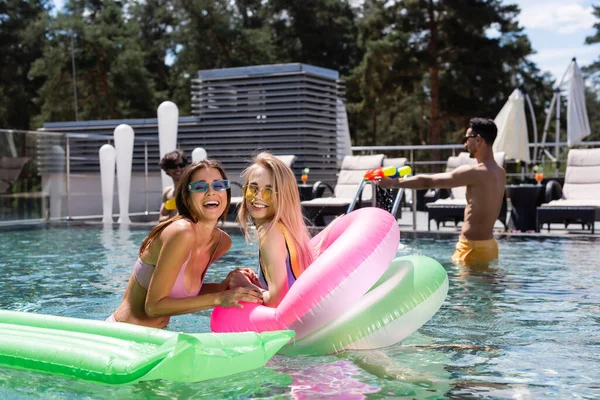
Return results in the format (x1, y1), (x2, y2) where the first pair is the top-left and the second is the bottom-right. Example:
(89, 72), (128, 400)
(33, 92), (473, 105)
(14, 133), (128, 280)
(537, 148), (600, 233)
(301, 154), (385, 226)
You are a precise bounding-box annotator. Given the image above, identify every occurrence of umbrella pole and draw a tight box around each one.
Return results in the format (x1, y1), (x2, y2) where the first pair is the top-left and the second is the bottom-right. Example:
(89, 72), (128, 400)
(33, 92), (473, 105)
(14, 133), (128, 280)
(524, 92), (538, 165)
(555, 91), (561, 177)
(539, 90), (558, 164)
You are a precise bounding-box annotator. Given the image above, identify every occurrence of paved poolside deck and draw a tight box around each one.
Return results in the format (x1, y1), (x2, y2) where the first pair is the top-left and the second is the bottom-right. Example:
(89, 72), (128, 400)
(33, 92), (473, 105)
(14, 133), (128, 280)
(393, 209), (599, 238)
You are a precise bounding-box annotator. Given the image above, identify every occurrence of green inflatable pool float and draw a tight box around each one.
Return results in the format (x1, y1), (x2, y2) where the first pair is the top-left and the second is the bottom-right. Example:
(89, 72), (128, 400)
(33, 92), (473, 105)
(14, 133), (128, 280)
(0, 310), (293, 385)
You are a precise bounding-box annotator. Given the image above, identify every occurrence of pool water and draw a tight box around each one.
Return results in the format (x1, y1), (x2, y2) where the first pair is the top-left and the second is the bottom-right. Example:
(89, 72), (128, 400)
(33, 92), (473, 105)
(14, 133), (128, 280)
(0, 227), (599, 399)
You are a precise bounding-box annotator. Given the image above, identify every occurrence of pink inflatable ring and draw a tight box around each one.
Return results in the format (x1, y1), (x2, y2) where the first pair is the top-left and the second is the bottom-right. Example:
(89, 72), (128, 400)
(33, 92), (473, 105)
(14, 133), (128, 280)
(211, 207), (400, 340)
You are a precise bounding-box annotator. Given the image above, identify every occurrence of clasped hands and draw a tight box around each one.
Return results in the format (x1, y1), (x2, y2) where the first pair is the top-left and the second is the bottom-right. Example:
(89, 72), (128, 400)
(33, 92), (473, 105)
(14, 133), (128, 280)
(219, 268), (263, 308)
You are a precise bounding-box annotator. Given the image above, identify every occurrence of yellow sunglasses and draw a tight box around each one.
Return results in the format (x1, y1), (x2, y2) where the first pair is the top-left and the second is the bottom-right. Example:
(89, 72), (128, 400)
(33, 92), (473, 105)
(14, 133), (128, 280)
(242, 184), (276, 203)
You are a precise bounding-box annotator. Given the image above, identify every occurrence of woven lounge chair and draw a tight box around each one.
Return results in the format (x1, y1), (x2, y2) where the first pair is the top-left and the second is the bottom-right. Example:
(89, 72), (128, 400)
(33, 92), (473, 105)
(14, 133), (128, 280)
(0, 156), (31, 193)
(301, 154), (386, 226)
(426, 152), (507, 230)
(537, 148), (600, 233)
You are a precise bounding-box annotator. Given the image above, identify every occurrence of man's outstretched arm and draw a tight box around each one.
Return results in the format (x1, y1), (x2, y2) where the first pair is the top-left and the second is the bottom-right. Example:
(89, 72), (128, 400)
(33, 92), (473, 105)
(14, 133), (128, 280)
(378, 165), (477, 190)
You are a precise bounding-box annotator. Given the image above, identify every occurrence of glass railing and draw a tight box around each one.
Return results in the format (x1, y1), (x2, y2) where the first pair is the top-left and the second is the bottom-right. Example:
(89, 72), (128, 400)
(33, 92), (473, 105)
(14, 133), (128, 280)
(0, 129), (66, 224)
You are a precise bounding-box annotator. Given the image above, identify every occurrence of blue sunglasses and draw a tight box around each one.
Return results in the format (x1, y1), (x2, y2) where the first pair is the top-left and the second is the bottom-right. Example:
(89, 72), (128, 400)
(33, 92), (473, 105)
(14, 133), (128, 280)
(188, 180), (230, 193)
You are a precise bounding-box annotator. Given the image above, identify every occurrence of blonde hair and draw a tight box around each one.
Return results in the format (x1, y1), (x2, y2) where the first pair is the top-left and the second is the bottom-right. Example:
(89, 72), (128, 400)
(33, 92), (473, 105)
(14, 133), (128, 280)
(238, 152), (314, 272)
(139, 159), (231, 255)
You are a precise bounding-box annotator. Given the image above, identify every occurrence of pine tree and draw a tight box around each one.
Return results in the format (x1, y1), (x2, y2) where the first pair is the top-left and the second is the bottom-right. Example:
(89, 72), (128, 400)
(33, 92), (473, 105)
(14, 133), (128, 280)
(0, 0), (50, 129)
(31, 0), (157, 124)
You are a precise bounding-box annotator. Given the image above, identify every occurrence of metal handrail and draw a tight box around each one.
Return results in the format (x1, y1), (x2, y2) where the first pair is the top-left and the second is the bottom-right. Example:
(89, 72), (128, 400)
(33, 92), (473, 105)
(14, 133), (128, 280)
(352, 141), (600, 179)
(352, 141), (600, 152)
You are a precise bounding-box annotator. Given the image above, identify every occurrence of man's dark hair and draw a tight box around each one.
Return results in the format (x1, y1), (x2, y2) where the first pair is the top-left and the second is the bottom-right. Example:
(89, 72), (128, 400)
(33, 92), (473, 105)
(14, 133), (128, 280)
(469, 118), (497, 145)
(159, 150), (188, 171)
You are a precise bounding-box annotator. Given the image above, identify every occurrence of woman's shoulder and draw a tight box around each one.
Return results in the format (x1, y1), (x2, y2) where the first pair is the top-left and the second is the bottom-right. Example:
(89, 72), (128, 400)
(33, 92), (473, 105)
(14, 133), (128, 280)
(213, 228), (232, 258)
(161, 219), (195, 243)
(216, 227), (232, 247)
(260, 223), (286, 247)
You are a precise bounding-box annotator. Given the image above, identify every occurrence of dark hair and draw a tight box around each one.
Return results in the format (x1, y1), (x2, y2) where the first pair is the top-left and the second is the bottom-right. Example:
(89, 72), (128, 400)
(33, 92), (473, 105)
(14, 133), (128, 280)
(469, 118), (497, 145)
(139, 159), (231, 255)
(159, 150), (188, 171)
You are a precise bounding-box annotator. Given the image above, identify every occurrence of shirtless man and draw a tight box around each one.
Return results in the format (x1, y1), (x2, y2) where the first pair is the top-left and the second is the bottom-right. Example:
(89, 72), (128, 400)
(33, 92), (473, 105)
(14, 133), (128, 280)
(158, 150), (188, 222)
(379, 118), (506, 264)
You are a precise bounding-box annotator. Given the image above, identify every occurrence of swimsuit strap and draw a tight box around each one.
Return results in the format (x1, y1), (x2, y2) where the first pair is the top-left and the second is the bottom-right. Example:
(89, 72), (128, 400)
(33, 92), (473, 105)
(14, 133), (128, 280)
(276, 222), (303, 279)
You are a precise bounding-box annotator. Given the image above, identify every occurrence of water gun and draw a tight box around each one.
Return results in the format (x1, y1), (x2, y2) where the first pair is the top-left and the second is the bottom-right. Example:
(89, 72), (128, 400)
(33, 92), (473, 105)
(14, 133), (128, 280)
(363, 165), (412, 181)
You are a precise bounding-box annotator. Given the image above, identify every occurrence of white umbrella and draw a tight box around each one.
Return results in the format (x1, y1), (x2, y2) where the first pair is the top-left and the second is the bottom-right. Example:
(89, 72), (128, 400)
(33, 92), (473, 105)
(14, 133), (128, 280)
(561, 61), (591, 146)
(493, 88), (531, 163)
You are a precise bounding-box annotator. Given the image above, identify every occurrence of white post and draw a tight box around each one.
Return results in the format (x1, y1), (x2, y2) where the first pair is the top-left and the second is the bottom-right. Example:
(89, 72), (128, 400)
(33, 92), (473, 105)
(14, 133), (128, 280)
(157, 101), (179, 190)
(114, 124), (135, 224)
(192, 147), (207, 162)
(49, 145), (65, 220)
(99, 144), (116, 224)
(555, 92), (560, 177)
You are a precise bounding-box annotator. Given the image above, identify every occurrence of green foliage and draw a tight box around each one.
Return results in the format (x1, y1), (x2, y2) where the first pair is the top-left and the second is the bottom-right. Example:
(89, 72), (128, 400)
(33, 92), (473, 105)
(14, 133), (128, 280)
(346, 0), (553, 152)
(0, 0), (597, 150)
(0, 0), (50, 130)
(30, 0), (156, 125)
(584, 5), (600, 94)
(269, 0), (361, 75)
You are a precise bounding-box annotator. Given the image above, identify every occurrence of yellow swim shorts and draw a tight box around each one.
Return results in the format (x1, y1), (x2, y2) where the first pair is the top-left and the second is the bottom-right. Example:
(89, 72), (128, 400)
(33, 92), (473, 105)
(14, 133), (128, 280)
(452, 236), (498, 264)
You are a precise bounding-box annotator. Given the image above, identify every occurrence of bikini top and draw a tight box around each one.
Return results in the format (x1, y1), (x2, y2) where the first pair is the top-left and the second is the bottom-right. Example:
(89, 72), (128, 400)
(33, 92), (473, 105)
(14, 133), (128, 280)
(134, 230), (223, 298)
(257, 223), (303, 290)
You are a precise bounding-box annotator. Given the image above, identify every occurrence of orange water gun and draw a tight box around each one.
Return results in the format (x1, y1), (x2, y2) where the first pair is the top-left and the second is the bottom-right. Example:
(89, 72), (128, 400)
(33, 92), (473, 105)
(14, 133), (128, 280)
(363, 165), (412, 181)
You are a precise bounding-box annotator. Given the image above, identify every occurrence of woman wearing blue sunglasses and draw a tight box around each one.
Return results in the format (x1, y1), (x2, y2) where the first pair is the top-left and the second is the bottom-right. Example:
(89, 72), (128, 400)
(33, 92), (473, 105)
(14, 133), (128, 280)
(108, 159), (263, 328)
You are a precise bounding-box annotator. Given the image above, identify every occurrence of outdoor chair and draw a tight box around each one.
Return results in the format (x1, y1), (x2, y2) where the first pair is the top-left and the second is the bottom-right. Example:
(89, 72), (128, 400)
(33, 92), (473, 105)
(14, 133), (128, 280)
(227, 155), (297, 221)
(537, 148), (600, 233)
(301, 154), (385, 226)
(426, 152), (508, 230)
(0, 156), (31, 193)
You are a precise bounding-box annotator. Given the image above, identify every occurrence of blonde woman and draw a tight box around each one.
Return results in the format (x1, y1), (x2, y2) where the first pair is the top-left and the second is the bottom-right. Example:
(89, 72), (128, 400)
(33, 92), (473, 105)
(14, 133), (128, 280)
(109, 159), (262, 328)
(229, 152), (314, 307)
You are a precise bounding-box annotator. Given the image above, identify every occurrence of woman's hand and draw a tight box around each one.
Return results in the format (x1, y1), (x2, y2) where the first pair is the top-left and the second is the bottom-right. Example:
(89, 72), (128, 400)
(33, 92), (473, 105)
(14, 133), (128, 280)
(224, 268), (259, 289)
(218, 287), (263, 308)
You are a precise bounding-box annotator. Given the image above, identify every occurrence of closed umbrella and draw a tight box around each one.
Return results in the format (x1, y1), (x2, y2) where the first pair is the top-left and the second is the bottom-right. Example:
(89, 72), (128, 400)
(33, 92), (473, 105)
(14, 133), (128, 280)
(562, 61), (591, 146)
(493, 88), (531, 163)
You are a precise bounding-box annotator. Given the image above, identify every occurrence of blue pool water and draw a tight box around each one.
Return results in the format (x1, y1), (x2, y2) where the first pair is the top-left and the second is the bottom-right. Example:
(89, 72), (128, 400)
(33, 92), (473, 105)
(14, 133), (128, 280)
(0, 226), (599, 399)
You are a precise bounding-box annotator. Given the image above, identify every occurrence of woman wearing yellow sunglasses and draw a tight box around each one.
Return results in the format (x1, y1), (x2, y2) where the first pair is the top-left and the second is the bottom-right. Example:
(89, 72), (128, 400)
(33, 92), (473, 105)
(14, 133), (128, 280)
(229, 152), (314, 307)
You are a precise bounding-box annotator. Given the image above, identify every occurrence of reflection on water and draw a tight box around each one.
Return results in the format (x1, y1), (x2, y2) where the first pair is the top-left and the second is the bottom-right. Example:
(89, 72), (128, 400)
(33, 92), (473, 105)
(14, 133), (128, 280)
(93, 225), (137, 295)
(0, 228), (599, 398)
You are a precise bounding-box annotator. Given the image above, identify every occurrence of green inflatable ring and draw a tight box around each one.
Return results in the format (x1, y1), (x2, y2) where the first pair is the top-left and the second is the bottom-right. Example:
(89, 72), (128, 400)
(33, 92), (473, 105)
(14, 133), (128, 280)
(281, 255), (448, 355)
(0, 310), (293, 385)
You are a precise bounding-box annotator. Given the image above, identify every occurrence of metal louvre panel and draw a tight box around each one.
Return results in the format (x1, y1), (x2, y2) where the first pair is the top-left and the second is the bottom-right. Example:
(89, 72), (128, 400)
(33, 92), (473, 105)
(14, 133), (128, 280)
(41, 64), (344, 186)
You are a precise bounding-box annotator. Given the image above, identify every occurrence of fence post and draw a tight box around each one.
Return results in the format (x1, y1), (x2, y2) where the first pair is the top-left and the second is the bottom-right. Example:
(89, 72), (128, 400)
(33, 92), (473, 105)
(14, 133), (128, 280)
(66, 135), (71, 220)
(411, 149), (416, 231)
(144, 141), (149, 215)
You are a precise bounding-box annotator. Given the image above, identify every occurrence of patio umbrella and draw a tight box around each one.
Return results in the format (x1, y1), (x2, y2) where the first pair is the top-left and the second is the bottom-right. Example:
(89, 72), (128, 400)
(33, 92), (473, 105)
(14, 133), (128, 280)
(493, 88), (531, 163)
(561, 60), (591, 146)
(539, 58), (591, 164)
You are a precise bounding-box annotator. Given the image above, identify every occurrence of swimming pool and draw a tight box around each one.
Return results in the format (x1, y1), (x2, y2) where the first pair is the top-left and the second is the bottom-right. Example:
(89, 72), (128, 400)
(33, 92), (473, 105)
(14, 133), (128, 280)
(0, 226), (598, 399)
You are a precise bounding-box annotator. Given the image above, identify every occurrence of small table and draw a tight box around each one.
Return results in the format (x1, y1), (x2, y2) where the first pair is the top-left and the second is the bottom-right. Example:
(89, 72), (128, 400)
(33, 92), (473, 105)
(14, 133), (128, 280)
(506, 184), (545, 232)
(298, 184), (325, 201)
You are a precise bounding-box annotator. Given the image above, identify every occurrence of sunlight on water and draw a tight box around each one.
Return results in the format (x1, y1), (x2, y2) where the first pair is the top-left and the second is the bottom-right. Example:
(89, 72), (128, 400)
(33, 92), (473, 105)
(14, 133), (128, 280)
(0, 227), (599, 399)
